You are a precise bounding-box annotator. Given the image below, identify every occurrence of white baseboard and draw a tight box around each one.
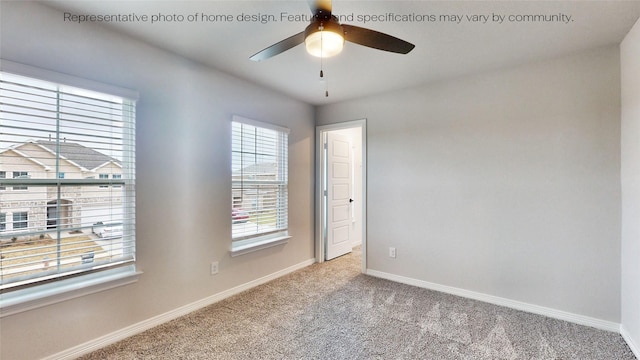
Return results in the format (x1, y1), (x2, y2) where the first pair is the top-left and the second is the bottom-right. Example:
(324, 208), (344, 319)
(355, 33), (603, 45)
(44, 258), (316, 360)
(621, 325), (640, 358)
(366, 269), (621, 333)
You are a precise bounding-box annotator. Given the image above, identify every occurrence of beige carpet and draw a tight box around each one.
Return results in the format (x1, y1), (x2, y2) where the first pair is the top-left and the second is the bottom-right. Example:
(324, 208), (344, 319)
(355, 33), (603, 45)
(80, 248), (635, 359)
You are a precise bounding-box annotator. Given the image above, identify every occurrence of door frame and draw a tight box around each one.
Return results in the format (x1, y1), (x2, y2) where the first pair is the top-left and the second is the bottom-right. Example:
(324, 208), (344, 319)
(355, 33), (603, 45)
(315, 119), (367, 272)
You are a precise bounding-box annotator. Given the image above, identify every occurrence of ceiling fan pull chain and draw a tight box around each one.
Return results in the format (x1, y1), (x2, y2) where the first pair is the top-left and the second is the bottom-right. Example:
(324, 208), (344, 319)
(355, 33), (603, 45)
(320, 28), (324, 78)
(320, 30), (328, 97)
(323, 70), (329, 97)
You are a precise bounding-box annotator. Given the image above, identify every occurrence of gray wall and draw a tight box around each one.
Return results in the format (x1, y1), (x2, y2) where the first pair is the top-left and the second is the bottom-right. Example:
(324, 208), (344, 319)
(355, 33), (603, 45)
(317, 46), (622, 322)
(0, 2), (315, 359)
(621, 17), (640, 354)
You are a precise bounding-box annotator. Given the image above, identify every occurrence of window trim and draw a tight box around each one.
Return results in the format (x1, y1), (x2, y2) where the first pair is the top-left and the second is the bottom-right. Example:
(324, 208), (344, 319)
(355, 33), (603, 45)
(230, 115), (289, 255)
(0, 265), (141, 317)
(230, 235), (291, 257)
(0, 60), (139, 100)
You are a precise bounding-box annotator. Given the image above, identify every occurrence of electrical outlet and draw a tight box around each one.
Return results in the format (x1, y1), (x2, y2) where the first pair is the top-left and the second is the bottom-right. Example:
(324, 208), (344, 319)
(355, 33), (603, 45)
(389, 247), (396, 258)
(210, 261), (219, 275)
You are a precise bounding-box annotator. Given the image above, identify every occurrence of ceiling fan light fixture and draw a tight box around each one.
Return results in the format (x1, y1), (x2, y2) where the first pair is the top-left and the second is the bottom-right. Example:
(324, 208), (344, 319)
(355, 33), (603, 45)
(304, 20), (344, 58)
(249, 1), (415, 63)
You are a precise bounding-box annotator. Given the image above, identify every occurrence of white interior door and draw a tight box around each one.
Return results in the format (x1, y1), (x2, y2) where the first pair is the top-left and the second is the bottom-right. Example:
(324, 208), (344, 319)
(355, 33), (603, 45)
(326, 131), (353, 260)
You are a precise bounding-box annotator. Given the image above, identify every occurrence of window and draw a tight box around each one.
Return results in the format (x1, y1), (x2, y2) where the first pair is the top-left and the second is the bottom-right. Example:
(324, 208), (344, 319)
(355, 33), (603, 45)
(112, 174), (122, 188)
(231, 116), (289, 254)
(12, 171), (28, 190)
(99, 173), (109, 188)
(0, 66), (137, 295)
(12, 212), (28, 230)
(0, 171), (5, 190)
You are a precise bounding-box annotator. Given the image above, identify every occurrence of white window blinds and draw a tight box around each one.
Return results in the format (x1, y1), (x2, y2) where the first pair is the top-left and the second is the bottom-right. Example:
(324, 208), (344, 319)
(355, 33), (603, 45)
(0, 70), (136, 290)
(231, 116), (288, 242)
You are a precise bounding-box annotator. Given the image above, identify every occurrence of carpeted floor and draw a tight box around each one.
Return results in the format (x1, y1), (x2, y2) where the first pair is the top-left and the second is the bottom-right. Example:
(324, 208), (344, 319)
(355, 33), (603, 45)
(79, 248), (636, 359)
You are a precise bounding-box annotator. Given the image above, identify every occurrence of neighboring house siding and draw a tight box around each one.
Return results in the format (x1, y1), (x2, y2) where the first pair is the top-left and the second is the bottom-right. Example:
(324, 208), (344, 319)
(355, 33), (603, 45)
(1, 148), (43, 234)
(81, 162), (125, 228)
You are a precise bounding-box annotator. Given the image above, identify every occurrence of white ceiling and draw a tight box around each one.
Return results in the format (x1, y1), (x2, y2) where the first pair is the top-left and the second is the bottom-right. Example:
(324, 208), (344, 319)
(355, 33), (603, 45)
(45, 1), (640, 106)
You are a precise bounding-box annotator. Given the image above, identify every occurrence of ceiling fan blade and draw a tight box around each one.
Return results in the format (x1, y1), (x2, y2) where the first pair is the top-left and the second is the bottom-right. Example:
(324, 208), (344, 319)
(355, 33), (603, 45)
(307, 0), (332, 18)
(249, 32), (306, 61)
(342, 24), (415, 54)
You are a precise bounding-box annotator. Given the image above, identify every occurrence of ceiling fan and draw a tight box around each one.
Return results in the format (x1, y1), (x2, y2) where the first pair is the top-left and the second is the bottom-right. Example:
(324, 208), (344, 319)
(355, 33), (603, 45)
(249, 0), (415, 61)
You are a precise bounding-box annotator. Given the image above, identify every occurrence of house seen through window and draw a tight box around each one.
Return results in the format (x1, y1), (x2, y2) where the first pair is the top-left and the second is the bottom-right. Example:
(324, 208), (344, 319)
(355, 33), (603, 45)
(0, 69), (136, 291)
(231, 116), (289, 251)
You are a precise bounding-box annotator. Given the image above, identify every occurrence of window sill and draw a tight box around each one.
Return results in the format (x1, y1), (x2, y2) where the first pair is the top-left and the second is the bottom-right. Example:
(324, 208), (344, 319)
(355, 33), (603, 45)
(0, 265), (141, 317)
(230, 235), (291, 257)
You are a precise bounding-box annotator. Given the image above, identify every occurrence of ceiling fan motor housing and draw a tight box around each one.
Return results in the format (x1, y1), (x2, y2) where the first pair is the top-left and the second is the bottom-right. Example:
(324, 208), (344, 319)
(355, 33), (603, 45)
(305, 16), (344, 38)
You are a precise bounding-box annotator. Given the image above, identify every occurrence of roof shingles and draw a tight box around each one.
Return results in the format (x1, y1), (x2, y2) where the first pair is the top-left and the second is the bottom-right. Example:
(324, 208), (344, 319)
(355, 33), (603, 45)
(36, 140), (120, 171)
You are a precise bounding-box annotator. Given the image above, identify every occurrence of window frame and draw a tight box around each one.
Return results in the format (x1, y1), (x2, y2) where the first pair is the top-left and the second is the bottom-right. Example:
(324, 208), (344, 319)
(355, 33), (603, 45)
(12, 211), (28, 230)
(0, 213), (6, 231)
(0, 60), (140, 316)
(99, 173), (109, 188)
(230, 115), (290, 256)
(12, 171), (28, 190)
(112, 174), (122, 188)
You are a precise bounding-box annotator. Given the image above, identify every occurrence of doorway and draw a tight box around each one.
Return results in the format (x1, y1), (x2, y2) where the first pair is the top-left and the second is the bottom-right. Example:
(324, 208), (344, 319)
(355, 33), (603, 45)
(316, 120), (366, 272)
